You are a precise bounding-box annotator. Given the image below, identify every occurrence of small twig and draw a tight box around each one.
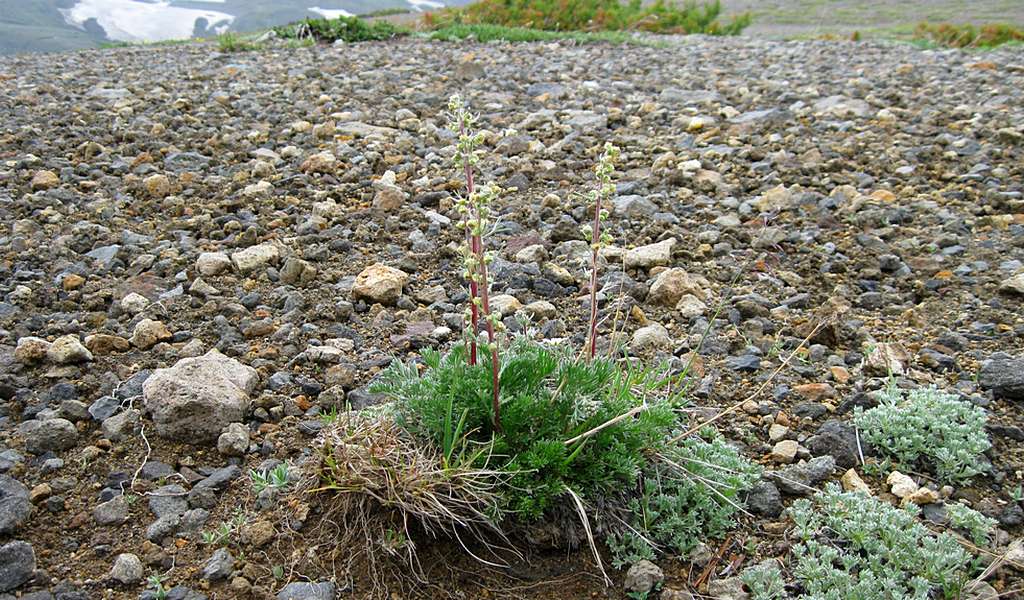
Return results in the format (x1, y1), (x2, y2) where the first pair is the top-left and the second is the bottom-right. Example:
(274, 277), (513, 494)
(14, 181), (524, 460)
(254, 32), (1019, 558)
(563, 404), (647, 446)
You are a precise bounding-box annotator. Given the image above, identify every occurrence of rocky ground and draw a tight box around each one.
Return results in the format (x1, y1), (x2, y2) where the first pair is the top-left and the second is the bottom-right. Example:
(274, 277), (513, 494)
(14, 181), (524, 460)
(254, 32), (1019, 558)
(1, 34), (1023, 599)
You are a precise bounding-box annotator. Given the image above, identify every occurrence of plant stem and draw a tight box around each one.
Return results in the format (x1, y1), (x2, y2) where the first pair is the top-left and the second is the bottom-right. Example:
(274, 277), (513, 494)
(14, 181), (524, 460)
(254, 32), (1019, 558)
(459, 118), (479, 367)
(471, 206), (501, 434)
(586, 192), (602, 360)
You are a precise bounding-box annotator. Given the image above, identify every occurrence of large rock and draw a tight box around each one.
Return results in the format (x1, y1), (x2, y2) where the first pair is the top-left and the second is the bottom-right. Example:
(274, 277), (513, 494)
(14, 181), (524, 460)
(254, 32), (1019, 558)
(0, 540), (35, 592)
(648, 268), (707, 306)
(766, 456), (836, 496)
(0, 475), (30, 534)
(143, 350), (258, 443)
(20, 418), (78, 455)
(230, 243), (280, 274)
(351, 263), (409, 305)
(980, 355), (1024, 400)
(624, 238), (676, 270)
(46, 335), (93, 364)
(277, 582), (336, 600)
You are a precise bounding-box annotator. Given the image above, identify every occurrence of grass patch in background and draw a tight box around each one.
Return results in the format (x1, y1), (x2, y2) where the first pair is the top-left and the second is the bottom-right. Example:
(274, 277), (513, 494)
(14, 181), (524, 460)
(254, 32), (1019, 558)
(912, 21), (1024, 48)
(425, 0), (751, 35)
(428, 23), (646, 44)
(217, 32), (262, 52)
(273, 15), (408, 43)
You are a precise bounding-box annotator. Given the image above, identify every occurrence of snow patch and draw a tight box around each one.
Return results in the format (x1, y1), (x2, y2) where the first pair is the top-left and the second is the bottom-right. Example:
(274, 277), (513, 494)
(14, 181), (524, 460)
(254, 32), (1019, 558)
(308, 6), (354, 19)
(60, 0), (235, 42)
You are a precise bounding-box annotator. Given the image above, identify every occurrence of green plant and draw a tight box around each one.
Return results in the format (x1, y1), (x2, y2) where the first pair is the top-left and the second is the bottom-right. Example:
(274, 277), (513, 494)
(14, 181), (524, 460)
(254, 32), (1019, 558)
(320, 406), (340, 425)
(428, 23), (649, 44)
(250, 463), (290, 495)
(273, 15), (407, 43)
(201, 509), (247, 546)
(607, 431), (760, 566)
(913, 22), (1024, 49)
(945, 502), (997, 546)
(146, 573), (169, 600)
(788, 483), (976, 599)
(854, 385), (990, 483)
(217, 32), (260, 52)
(1010, 485), (1023, 503)
(742, 563), (786, 600)
(426, 0), (751, 35)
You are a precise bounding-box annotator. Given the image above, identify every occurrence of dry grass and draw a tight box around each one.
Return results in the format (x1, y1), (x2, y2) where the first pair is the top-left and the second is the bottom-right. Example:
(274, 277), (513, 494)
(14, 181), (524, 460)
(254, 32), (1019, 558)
(292, 414), (516, 595)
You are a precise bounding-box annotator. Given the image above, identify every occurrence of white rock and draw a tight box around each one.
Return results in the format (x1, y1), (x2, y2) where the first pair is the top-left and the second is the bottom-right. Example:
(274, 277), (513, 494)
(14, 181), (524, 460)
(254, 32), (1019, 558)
(489, 294), (522, 317)
(231, 243), (280, 274)
(120, 292), (150, 314)
(110, 553), (143, 584)
(625, 238), (676, 270)
(351, 263), (409, 305)
(196, 252), (231, 276)
(886, 470), (918, 499)
(631, 323), (673, 353)
(46, 335), (93, 364)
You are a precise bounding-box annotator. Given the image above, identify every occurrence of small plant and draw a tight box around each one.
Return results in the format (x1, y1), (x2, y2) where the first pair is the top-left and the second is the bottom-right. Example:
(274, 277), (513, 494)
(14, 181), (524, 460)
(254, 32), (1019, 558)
(201, 509), (247, 546)
(320, 406), (340, 425)
(146, 573), (170, 600)
(787, 483), (976, 599)
(273, 15), (407, 43)
(945, 502), (997, 546)
(1010, 485), (1023, 503)
(742, 563), (786, 600)
(217, 32), (260, 52)
(250, 463), (290, 495)
(607, 431), (761, 566)
(854, 385), (990, 483)
(584, 142), (619, 359)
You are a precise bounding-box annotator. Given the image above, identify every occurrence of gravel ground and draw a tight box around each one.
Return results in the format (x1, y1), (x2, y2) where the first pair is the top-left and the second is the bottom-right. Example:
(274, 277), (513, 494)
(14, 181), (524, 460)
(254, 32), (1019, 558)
(0, 35), (1023, 599)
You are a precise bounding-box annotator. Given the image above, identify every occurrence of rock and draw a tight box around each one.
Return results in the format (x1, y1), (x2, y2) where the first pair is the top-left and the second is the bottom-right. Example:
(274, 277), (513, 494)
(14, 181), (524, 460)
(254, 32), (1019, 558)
(280, 257), (317, 285)
(999, 273), (1024, 295)
(196, 252), (232, 276)
(631, 323), (672, 353)
(142, 349), (259, 443)
(46, 335), (92, 364)
(793, 383), (835, 402)
(676, 294), (707, 318)
(0, 476), (30, 535)
(143, 173), (170, 198)
(231, 243), (280, 274)
(130, 319), (172, 350)
(85, 334), (130, 355)
(201, 548), (235, 581)
(21, 418), (78, 454)
(351, 263), (409, 305)
(515, 244), (548, 263)
(745, 481), (783, 517)
(767, 456), (836, 495)
(31, 170), (59, 190)
(805, 420), (859, 469)
(240, 520), (275, 547)
(93, 494), (129, 526)
(963, 582), (999, 600)
(905, 486), (939, 506)
(0, 540), (35, 593)
(101, 408), (140, 442)
(886, 471), (918, 499)
(299, 151), (336, 174)
(770, 440), (800, 464)
(145, 513), (182, 541)
(489, 294), (522, 317)
(110, 553), (143, 584)
(625, 238), (676, 270)
(864, 342), (910, 376)
(276, 582), (336, 600)
(768, 424), (788, 442)
(372, 184), (407, 211)
(813, 95), (871, 118)
(14, 337), (50, 364)
(706, 576), (749, 600)
(217, 423), (250, 457)
(149, 485), (188, 518)
(648, 268), (706, 306)
(623, 560), (663, 594)
(840, 469), (871, 495)
(522, 300), (557, 320)
(979, 356), (1024, 399)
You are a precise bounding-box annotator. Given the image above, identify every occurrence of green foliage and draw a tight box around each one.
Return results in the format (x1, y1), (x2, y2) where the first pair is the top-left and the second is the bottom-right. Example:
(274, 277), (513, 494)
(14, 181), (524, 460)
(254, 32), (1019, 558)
(428, 23), (644, 44)
(788, 483), (975, 599)
(146, 573), (169, 600)
(607, 432), (761, 566)
(201, 510), (247, 546)
(742, 563), (786, 600)
(854, 386), (990, 483)
(217, 32), (261, 52)
(945, 502), (997, 546)
(273, 15), (407, 43)
(250, 463), (290, 495)
(914, 22), (1024, 49)
(426, 0), (751, 35)
(372, 337), (680, 520)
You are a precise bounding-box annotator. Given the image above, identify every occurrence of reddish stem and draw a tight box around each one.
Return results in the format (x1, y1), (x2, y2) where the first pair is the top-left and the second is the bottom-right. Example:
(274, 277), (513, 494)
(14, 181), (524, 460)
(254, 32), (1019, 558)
(473, 230), (501, 434)
(587, 194), (602, 360)
(460, 120), (479, 367)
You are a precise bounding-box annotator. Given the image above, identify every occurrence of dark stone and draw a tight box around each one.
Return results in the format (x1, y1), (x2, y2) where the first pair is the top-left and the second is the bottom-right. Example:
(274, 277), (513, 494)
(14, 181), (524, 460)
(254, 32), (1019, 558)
(805, 420), (861, 468)
(0, 540), (35, 593)
(745, 481), (783, 517)
(979, 356), (1024, 399)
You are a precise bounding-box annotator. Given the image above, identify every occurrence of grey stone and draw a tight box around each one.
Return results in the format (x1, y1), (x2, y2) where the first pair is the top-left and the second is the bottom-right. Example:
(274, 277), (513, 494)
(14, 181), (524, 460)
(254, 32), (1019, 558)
(0, 476), (30, 534)
(980, 356), (1024, 400)
(623, 560), (663, 594)
(101, 408), (140, 442)
(805, 420), (860, 469)
(745, 480), (783, 517)
(201, 548), (234, 581)
(93, 494), (129, 526)
(149, 485), (188, 518)
(0, 541), (35, 593)
(109, 553), (143, 584)
(767, 456), (836, 496)
(145, 513), (182, 542)
(276, 582), (336, 600)
(216, 423), (249, 457)
(20, 418), (78, 455)
(142, 350), (258, 443)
